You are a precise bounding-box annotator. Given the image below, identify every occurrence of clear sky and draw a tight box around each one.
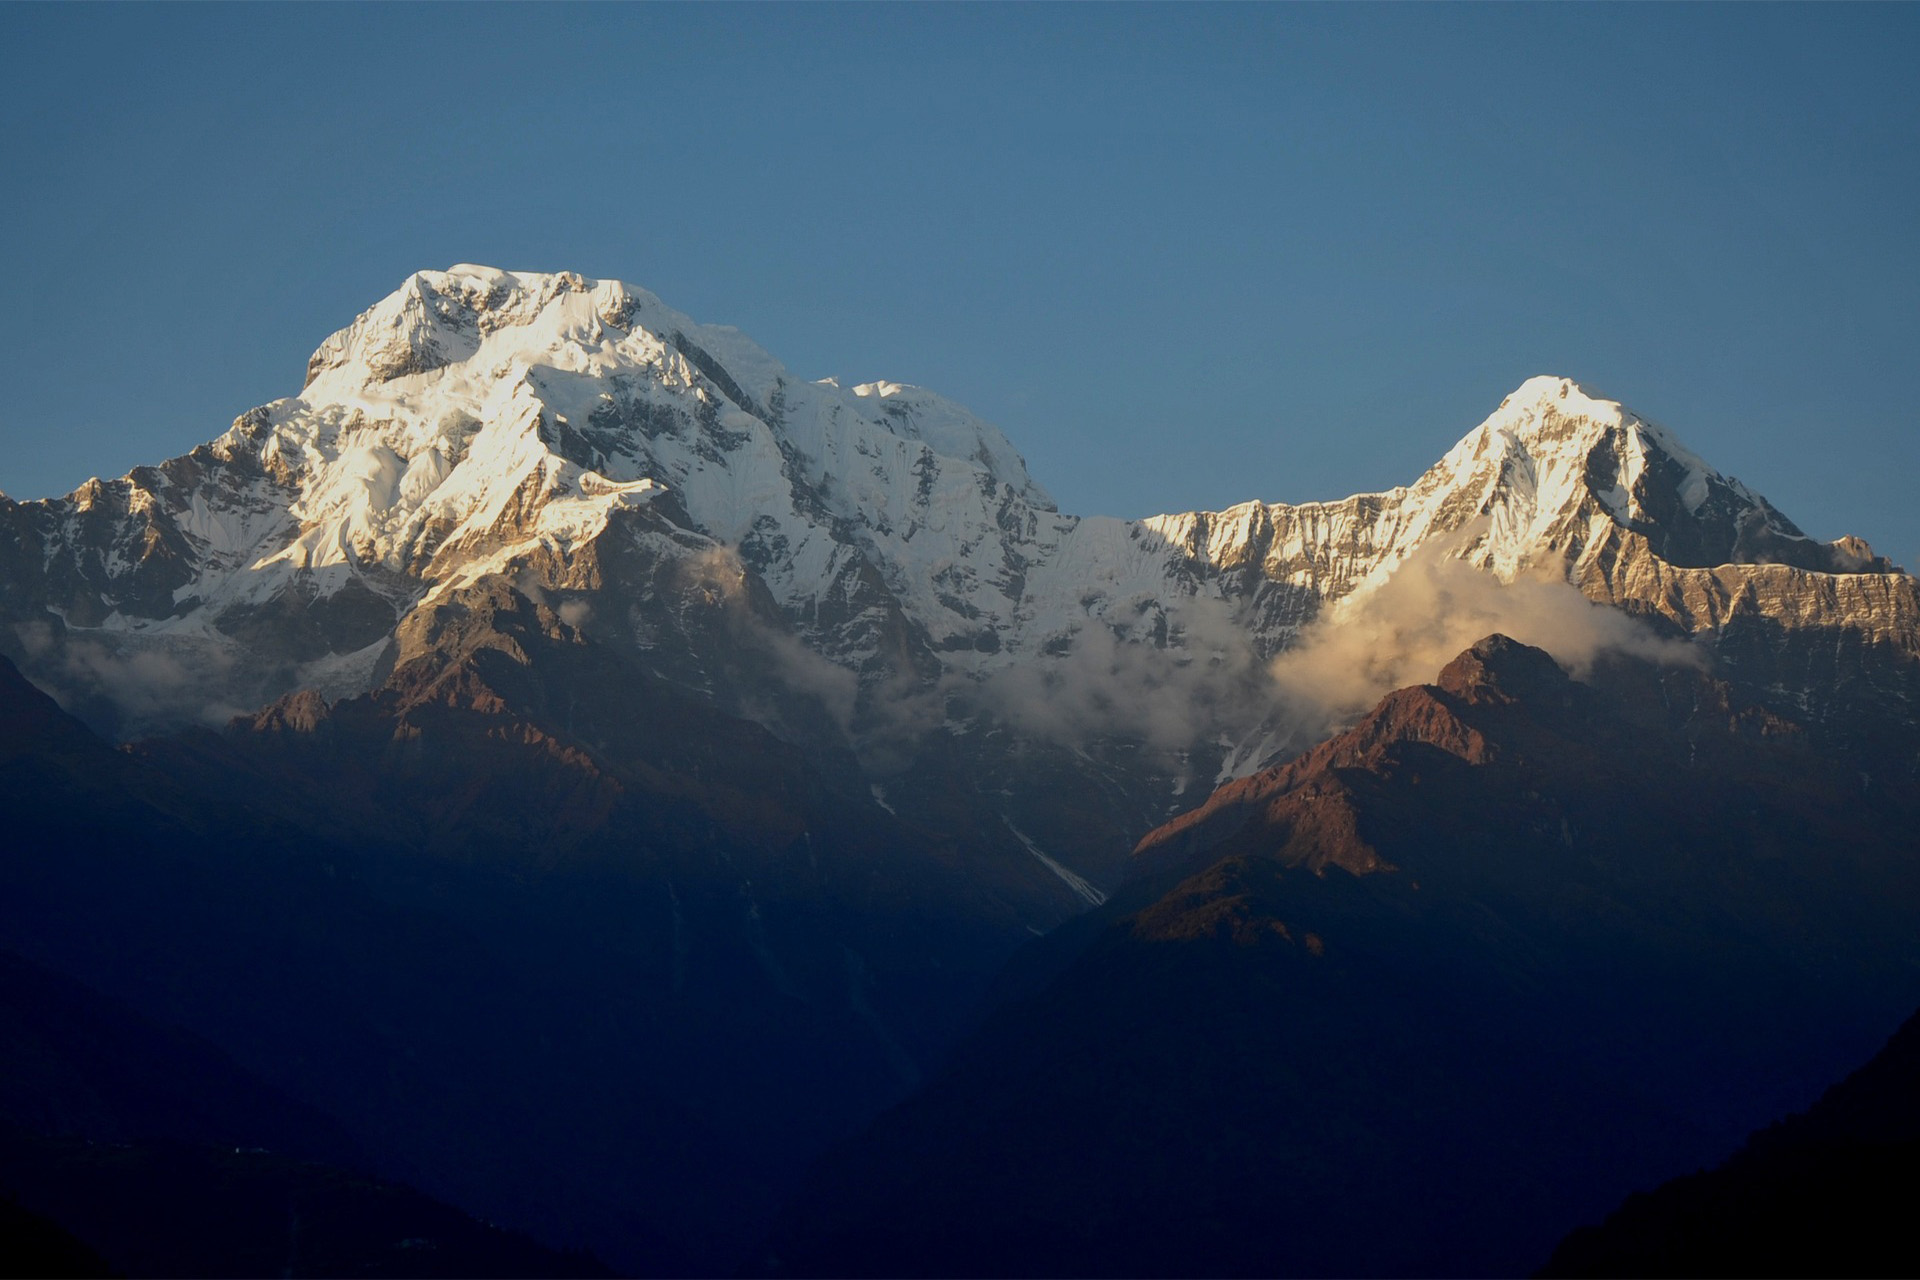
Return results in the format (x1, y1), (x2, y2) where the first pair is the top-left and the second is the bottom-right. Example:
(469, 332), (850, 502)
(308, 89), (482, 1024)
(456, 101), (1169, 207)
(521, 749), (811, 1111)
(4, 3), (1917, 566)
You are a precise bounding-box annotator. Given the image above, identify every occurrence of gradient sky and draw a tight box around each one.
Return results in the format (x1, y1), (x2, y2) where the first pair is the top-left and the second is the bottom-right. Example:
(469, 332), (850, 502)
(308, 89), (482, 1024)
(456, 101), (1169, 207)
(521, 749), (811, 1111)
(4, 3), (1917, 566)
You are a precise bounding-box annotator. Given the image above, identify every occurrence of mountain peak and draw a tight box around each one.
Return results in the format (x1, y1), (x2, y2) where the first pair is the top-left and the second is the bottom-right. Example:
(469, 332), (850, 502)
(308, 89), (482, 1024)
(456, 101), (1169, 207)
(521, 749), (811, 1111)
(291, 267), (1049, 506)
(1463, 374), (1699, 489)
(1435, 633), (1571, 705)
(1407, 373), (1886, 575)
(1498, 373), (1628, 416)
(1486, 376), (1721, 491)
(301, 266), (663, 394)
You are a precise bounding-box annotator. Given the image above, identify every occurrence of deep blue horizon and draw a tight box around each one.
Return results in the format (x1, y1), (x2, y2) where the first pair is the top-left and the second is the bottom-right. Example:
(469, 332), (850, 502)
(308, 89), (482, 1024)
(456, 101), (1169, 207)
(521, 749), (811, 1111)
(4, 2), (1916, 564)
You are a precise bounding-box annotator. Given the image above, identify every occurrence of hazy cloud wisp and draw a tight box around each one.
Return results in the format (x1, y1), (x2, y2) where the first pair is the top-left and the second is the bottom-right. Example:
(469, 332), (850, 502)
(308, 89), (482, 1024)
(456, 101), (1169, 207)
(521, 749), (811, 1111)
(1267, 542), (1705, 735)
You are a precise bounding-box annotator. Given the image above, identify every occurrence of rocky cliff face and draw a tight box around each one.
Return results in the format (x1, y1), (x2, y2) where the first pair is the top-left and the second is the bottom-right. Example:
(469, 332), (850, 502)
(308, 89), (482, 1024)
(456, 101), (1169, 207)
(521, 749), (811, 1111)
(1, 267), (1913, 891)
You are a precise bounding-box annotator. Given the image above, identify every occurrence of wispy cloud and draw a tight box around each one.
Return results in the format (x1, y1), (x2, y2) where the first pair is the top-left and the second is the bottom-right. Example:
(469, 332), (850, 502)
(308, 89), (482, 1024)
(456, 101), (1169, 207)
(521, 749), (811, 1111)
(960, 539), (1704, 770)
(1266, 540), (1704, 737)
(14, 620), (245, 735)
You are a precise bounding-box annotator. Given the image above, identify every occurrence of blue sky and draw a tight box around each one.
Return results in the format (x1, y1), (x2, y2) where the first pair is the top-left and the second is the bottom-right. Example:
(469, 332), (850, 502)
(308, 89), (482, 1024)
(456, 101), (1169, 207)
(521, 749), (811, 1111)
(4, 3), (1917, 565)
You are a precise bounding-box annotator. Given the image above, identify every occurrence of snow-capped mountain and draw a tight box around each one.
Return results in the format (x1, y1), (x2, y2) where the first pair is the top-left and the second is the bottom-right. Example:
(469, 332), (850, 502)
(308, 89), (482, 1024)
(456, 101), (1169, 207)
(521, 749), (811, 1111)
(6, 269), (1920, 1275)
(2, 267), (1914, 880)
(1, 268), (1060, 718)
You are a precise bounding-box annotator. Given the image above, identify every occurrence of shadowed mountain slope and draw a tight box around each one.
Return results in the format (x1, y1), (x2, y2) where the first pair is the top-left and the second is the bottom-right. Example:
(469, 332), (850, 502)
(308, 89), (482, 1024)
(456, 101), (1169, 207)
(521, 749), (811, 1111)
(755, 636), (1920, 1278)
(0, 943), (602, 1278)
(1543, 1001), (1920, 1277)
(0, 631), (1035, 1275)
